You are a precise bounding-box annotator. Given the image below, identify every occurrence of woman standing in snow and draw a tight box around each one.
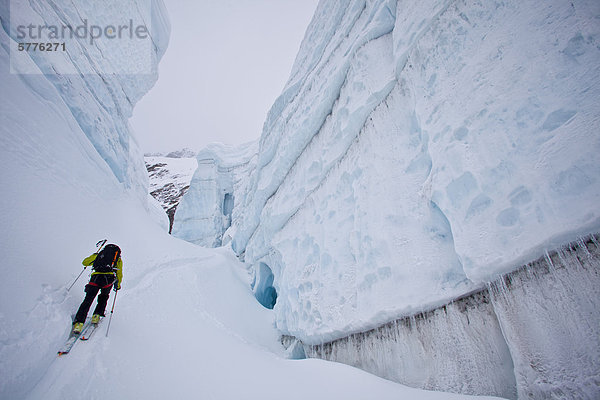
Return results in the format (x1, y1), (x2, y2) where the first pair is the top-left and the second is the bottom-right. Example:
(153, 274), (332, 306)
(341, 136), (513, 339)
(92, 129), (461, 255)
(72, 244), (123, 334)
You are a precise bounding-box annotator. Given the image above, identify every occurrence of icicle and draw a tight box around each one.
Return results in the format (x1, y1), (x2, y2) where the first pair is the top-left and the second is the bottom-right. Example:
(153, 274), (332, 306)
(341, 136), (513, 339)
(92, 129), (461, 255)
(590, 233), (600, 249)
(295, 235), (599, 400)
(544, 249), (554, 270)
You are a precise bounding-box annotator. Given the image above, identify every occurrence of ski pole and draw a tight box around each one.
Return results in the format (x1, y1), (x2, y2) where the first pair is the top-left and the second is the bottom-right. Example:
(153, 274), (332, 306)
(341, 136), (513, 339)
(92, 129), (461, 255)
(105, 289), (118, 337)
(66, 239), (107, 292)
(66, 269), (87, 292)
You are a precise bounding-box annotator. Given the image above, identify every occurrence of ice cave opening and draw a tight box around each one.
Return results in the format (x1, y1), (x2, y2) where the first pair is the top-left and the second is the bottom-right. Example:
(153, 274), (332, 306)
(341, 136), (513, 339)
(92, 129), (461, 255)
(252, 262), (277, 309)
(223, 193), (234, 219)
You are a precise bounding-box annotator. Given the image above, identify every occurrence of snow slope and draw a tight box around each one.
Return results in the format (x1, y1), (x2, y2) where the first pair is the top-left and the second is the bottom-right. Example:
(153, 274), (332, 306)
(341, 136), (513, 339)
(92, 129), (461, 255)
(22, 243), (503, 400)
(220, 0), (600, 343)
(0, 9), (167, 393)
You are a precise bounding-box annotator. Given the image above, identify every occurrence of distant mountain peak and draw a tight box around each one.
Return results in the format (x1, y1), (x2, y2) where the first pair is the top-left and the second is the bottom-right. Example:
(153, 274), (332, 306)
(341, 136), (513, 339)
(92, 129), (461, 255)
(145, 156), (197, 233)
(165, 148), (197, 158)
(144, 148), (197, 158)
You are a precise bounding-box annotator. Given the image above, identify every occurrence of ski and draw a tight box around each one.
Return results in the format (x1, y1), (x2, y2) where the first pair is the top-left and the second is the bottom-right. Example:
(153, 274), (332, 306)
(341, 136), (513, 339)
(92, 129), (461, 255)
(80, 318), (103, 341)
(57, 320), (91, 356)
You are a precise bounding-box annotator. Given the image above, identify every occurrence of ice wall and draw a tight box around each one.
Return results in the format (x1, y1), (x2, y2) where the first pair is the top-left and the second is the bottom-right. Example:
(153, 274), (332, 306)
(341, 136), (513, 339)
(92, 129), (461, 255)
(228, 0), (600, 343)
(488, 238), (600, 399)
(286, 236), (600, 399)
(1, 0), (170, 198)
(172, 142), (257, 247)
(302, 290), (517, 399)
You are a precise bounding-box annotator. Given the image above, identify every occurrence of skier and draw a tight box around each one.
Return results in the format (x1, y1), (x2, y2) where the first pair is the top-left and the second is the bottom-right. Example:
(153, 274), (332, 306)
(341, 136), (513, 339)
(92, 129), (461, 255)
(72, 244), (123, 334)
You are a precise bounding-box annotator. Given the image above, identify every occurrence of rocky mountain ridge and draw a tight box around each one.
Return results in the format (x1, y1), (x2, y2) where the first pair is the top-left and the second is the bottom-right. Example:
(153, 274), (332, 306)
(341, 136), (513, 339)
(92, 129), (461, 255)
(145, 155), (197, 233)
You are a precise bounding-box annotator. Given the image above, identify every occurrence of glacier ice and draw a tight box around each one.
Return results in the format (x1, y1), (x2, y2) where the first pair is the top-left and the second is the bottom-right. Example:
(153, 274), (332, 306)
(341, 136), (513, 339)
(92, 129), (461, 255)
(1, 0), (170, 200)
(157, 0), (600, 396)
(172, 142), (258, 247)
(287, 236), (600, 399)
(220, 0), (600, 344)
(270, 83), (474, 342)
(487, 239), (600, 399)
(251, 262), (278, 309)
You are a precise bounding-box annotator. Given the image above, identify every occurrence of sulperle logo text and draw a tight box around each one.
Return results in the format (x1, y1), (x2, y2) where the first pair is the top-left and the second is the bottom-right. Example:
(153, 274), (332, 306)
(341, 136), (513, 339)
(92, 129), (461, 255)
(16, 19), (149, 45)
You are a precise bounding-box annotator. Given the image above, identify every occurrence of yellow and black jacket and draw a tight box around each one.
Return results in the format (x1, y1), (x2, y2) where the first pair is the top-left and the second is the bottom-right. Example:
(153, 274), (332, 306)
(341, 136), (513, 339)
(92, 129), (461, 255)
(82, 253), (123, 289)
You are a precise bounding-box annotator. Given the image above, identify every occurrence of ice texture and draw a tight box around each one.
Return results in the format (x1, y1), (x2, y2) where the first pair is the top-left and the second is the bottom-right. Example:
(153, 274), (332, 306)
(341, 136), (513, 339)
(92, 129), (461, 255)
(217, 0), (600, 343)
(289, 236), (600, 399)
(172, 142), (258, 247)
(250, 262), (278, 309)
(1, 0), (170, 199)
(303, 291), (517, 399)
(488, 239), (600, 399)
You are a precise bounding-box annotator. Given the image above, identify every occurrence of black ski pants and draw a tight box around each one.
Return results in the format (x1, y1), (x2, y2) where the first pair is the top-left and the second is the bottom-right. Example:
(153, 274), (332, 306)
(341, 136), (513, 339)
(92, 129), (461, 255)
(74, 274), (115, 324)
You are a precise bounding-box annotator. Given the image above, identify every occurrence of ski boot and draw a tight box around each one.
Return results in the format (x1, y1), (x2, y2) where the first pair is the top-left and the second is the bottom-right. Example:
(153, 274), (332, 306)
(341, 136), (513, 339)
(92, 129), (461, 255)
(72, 322), (84, 334)
(91, 314), (101, 324)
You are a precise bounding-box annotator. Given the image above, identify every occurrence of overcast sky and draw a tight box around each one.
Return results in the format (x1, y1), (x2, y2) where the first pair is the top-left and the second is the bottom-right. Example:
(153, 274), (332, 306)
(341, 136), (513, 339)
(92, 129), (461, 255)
(131, 0), (319, 154)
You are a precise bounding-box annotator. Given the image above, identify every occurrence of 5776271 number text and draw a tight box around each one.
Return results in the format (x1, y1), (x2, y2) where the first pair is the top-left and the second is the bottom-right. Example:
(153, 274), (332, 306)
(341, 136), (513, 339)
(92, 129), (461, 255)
(18, 42), (66, 52)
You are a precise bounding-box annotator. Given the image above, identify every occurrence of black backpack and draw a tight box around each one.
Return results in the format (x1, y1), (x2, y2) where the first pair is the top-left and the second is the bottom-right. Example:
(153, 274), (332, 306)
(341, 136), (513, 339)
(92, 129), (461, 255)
(93, 244), (121, 273)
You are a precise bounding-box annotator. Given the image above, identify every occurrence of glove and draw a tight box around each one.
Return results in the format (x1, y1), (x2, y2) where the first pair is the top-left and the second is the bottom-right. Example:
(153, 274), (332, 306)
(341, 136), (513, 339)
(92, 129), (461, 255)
(113, 283), (121, 292)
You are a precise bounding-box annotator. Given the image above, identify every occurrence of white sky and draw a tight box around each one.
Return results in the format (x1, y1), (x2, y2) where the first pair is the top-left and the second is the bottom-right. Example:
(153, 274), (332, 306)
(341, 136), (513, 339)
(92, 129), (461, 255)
(131, 0), (320, 154)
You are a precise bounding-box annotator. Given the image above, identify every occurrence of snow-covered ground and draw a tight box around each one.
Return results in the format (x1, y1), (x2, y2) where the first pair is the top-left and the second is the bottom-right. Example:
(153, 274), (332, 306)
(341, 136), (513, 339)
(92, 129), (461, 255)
(21, 240), (504, 400)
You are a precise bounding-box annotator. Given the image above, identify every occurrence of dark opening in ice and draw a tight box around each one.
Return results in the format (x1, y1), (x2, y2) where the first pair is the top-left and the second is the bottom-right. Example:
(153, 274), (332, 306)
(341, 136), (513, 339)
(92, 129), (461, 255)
(222, 193), (234, 217)
(253, 262), (277, 309)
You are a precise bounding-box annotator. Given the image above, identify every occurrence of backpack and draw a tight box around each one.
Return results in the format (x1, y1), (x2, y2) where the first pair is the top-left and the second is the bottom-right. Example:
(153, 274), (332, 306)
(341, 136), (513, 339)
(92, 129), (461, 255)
(93, 244), (121, 273)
